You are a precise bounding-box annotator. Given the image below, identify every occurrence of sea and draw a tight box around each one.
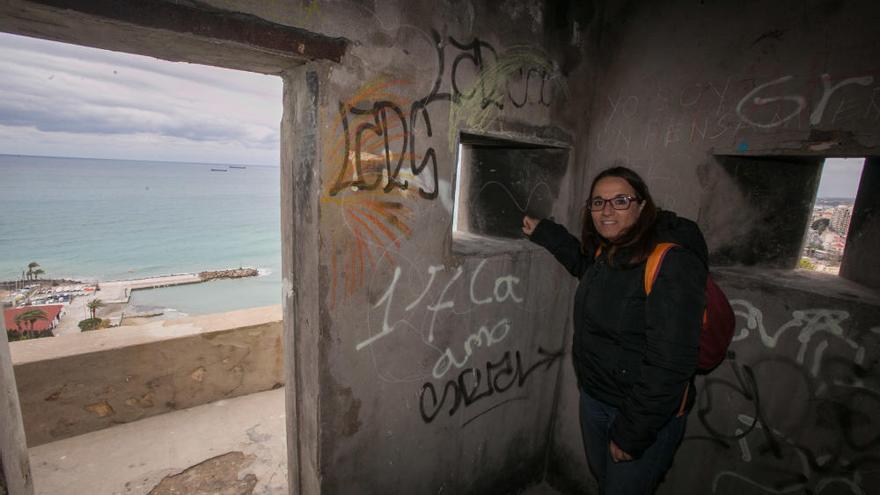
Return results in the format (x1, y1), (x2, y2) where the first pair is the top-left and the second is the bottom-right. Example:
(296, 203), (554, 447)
(0, 154), (281, 316)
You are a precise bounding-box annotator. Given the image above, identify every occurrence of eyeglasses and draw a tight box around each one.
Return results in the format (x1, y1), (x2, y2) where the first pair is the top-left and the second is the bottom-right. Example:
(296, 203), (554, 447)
(588, 195), (639, 211)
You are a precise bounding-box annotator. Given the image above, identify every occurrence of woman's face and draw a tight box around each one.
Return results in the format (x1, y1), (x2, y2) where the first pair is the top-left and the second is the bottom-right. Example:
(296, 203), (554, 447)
(590, 176), (644, 242)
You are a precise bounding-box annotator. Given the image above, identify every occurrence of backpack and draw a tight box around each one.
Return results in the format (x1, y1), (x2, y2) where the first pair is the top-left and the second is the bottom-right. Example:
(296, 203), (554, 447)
(645, 243), (735, 372)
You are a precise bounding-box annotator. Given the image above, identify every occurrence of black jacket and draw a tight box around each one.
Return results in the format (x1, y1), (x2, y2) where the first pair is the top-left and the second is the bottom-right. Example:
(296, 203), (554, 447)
(530, 211), (707, 458)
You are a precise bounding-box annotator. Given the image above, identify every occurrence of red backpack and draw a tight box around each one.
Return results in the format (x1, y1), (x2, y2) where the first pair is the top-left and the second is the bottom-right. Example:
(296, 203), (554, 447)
(645, 243), (735, 372)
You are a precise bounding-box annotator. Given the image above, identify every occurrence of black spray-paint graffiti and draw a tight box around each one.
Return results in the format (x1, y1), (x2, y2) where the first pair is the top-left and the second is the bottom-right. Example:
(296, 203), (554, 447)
(329, 30), (559, 200)
(419, 346), (563, 426)
(696, 356), (878, 494)
(681, 299), (880, 494)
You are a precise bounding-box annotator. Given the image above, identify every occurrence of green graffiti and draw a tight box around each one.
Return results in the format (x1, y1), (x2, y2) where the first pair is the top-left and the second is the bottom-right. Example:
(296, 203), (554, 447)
(448, 48), (565, 148)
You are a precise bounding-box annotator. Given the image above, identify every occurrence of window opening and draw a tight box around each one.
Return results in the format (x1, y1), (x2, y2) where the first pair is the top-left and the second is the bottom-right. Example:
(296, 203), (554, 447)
(799, 158), (865, 275)
(709, 155), (824, 268)
(452, 132), (568, 245)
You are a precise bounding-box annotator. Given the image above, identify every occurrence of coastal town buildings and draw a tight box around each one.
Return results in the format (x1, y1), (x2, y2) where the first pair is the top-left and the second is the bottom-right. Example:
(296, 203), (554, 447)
(800, 196), (858, 274)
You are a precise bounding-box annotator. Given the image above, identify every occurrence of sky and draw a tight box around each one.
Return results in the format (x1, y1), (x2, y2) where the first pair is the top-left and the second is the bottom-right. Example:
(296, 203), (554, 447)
(0, 33), (869, 189)
(818, 158), (864, 199)
(0, 33), (282, 166)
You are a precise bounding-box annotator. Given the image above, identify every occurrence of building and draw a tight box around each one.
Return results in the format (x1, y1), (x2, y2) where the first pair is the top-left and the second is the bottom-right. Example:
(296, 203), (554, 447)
(3, 305), (63, 334)
(831, 204), (854, 236)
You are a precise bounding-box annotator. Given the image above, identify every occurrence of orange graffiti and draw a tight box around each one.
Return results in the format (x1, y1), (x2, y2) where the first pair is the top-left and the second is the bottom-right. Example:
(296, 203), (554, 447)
(323, 77), (423, 307)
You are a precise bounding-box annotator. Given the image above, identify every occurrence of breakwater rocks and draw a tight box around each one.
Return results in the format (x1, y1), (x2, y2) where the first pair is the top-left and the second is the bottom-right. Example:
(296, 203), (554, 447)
(198, 268), (258, 281)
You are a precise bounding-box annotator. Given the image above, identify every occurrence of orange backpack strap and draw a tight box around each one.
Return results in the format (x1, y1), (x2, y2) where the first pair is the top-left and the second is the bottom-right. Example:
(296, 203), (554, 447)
(645, 242), (690, 416)
(644, 243), (679, 295)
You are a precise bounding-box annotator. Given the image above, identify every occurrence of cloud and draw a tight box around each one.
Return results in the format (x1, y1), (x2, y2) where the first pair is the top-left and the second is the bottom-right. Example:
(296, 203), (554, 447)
(0, 32), (282, 164)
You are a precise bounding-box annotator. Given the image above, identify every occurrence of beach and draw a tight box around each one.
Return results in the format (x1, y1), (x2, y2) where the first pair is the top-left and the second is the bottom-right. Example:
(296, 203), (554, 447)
(4, 268), (259, 336)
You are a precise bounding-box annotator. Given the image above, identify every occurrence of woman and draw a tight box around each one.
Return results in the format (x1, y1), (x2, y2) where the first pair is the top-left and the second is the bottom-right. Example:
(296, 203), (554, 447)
(523, 166), (707, 494)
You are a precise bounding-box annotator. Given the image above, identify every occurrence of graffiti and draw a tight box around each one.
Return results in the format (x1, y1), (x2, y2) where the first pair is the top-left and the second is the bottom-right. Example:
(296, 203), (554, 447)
(323, 33), (562, 302)
(595, 71), (880, 154)
(448, 35), (503, 109)
(736, 74), (875, 128)
(683, 298), (880, 495)
(329, 101), (414, 195)
(328, 30), (562, 203)
(432, 318), (511, 379)
(357, 261), (524, 379)
(730, 300), (865, 377)
(448, 46), (560, 147)
(735, 75), (806, 129)
(418, 346), (563, 425)
(322, 78), (419, 307)
(696, 356), (878, 494)
(507, 67), (555, 108)
(475, 180), (555, 214)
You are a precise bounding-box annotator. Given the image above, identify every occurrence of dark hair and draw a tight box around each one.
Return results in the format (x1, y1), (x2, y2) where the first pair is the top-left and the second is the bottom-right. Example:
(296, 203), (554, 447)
(581, 166), (658, 265)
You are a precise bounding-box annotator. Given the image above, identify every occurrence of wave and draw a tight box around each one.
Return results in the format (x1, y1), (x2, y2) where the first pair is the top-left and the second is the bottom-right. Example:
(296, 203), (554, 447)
(257, 268), (272, 277)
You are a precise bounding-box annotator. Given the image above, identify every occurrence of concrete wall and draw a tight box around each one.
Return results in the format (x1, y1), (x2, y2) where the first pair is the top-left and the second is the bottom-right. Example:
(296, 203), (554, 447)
(661, 269), (880, 494)
(840, 157), (880, 289)
(547, 1), (880, 493)
(11, 306), (283, 446)
(1, 331), (34, 495)
(2, 1), (601, 493)
(289, 2), (598, 493)
(3, 1), (878, 494)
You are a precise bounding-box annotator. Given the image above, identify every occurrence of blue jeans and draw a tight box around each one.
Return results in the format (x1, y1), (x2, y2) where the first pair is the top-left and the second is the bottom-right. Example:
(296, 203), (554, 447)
(579, 389), (686, 495)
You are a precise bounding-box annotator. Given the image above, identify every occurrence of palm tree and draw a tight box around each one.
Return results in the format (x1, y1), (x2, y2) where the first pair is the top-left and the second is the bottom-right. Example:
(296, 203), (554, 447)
(87, 299), (105, 319)
(26, 261), (40, 281)
(14, 308), (48, 332)
(13, 312), (24, 332)
(32, 268), (45, 280)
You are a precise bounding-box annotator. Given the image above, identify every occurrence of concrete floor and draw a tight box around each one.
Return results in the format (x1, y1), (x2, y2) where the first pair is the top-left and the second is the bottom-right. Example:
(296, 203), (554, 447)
(28, 386), (564, 494)
(29, 388), (287, 495)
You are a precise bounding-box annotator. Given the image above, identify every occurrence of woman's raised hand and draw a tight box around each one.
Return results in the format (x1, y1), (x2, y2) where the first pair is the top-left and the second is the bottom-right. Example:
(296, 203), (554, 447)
(522, 216), (540, 236)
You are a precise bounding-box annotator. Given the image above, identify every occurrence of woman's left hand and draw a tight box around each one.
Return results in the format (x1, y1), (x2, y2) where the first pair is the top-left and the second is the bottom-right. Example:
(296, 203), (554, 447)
(609, 441), (633, 463)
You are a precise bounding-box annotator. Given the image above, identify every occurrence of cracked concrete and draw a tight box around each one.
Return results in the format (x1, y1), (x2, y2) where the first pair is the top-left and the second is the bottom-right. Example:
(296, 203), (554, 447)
(29, 388), (286, 495)
(146, 452), (257, 495)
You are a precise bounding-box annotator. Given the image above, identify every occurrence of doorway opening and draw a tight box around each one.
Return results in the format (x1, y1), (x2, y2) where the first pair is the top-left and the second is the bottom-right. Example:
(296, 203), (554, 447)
(0, 2), (343, 493)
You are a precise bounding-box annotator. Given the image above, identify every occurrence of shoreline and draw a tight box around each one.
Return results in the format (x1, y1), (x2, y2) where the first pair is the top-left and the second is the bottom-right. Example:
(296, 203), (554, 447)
(4, 268), (260, 336)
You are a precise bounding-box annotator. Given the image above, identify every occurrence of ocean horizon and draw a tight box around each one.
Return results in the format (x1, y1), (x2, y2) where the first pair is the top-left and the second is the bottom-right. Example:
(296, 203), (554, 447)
(0, 153), (281, 316)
